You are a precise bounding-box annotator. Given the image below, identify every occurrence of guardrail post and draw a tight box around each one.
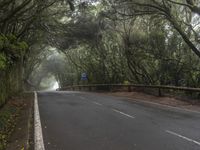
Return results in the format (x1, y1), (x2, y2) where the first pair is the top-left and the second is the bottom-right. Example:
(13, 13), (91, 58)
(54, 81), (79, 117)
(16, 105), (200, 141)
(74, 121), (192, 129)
(158, 88), (162, 96)
(110, 85), (113, 92)
(128, 85), (132, 92)
(63, 84), (200, 100)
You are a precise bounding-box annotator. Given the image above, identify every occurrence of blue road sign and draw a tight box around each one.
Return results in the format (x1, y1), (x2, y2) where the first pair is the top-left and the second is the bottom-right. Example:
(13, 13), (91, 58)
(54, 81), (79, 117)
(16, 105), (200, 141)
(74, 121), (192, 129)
(81, 73), (87, 80)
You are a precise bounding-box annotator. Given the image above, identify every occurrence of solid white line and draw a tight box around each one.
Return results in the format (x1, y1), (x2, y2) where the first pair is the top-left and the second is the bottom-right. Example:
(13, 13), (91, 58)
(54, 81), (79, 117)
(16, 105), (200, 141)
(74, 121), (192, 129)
(34, 92), (45, 150)
(166, 130), (200, 146)
(112, 109), (135, 119)
(93, 102), (103, 106)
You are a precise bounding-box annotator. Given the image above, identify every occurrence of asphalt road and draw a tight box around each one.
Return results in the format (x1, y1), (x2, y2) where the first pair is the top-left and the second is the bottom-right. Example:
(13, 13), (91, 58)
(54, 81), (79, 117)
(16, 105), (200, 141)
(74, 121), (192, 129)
(37, 91), (200, 150)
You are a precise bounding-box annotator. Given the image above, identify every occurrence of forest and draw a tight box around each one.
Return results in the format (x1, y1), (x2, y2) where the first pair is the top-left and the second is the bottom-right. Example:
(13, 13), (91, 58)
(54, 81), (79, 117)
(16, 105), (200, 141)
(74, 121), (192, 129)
(0, 0), (200, 106)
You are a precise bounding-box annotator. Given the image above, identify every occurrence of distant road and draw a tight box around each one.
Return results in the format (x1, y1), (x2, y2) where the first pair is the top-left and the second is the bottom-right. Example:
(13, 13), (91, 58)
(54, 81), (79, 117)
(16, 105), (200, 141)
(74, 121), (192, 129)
(37, 91), (200, 150)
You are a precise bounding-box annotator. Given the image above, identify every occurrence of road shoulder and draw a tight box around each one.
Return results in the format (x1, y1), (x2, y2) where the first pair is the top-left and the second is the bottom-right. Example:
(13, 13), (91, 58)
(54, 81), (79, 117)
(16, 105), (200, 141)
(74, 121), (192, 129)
(6, 93), (34, 150)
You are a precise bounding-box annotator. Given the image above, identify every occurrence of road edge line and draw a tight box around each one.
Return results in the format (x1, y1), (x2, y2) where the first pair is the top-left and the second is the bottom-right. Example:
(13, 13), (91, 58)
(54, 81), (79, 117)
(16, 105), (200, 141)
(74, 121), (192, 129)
(34, 92), (45, 150)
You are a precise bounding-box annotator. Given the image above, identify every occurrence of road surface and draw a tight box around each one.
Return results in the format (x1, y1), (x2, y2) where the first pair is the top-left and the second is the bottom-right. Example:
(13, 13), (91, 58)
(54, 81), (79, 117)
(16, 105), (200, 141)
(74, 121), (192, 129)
(37, 91), (200, 150)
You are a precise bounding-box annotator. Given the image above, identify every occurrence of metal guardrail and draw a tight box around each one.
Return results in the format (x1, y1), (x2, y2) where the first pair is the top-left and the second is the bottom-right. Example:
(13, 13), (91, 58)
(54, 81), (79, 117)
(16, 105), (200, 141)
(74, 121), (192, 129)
(60, 84), (200, 97)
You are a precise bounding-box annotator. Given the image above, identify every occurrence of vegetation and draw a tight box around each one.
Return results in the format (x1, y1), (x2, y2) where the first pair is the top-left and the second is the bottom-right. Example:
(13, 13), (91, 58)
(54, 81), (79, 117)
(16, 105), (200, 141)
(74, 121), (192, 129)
(0, 100), (20, 149)
(35, 0), (200, 89)
(0, 0), (74, 104)
(0, 34), (28, 106)
(0, 0), (200, 99)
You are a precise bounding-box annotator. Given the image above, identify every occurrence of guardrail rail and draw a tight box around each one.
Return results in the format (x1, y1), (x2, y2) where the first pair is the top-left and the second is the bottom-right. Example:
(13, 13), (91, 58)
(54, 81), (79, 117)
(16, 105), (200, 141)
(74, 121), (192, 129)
(60, 84), (200, 98)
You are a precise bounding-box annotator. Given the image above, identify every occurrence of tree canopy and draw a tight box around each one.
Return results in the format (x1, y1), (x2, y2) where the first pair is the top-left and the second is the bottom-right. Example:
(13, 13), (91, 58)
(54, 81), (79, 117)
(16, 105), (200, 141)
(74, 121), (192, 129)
(0, 0), (200, 102)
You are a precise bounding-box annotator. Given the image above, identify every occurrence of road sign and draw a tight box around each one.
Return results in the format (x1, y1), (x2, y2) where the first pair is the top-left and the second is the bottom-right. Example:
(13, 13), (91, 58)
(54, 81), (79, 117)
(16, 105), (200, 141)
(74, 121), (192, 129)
(81, 73), (87, 80)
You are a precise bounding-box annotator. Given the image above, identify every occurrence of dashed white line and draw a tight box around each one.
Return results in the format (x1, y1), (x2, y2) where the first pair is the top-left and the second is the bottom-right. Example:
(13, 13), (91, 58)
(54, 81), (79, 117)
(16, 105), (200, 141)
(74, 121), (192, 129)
(93, 102), (103, 106)
(34, 92), (45, 150)
(166, 130), (200, 146)
(112, 109), (135, 119)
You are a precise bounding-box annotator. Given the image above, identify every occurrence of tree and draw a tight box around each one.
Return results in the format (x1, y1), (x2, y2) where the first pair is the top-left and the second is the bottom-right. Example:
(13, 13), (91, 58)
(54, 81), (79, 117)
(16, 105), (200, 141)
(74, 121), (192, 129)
(107, 0), (200, 58)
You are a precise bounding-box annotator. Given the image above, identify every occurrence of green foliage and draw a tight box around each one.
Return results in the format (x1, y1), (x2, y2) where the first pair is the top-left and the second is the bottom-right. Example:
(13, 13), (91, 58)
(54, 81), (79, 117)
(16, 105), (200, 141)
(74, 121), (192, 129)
(0, 0), (198, 92)
(0, 53), (6, 69)
(0, 34), (28, 67)
(17, 42), (28, 54)
(6, 34), (17, 43)
(27, 1), (200, 90)
(0, 35), (5, 50)
(0, 33), (29, 107)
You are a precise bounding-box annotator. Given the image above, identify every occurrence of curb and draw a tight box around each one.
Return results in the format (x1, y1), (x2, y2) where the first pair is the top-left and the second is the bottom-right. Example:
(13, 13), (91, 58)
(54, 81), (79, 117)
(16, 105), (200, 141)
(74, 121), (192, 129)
(34, 92), (45, 150)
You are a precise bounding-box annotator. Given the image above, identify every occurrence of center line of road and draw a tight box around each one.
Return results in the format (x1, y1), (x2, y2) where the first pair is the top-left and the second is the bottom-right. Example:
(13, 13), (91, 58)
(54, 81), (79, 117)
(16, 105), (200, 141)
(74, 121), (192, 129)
(93, 102), (103, 106)
(112, 109), (135, 119)
(166, 130), (200, 146)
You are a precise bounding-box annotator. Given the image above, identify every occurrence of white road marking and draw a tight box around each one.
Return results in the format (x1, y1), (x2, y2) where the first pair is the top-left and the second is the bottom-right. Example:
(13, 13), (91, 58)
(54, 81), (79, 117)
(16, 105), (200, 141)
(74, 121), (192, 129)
(93, 102), (103, 106)
(112, 109), (135, 119)
(34, 92), (45, 150)
(166, 130), (200, 146)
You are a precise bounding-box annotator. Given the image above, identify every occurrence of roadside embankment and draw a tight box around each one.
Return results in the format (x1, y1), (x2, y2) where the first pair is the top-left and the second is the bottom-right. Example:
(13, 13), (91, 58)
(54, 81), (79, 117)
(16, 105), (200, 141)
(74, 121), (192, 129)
(0, 93), (34, 150)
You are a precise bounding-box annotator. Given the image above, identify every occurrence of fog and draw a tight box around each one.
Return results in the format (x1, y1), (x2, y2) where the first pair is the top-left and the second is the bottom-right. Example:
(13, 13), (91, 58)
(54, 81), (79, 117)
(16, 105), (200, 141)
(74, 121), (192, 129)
(52, 81), (59, 90)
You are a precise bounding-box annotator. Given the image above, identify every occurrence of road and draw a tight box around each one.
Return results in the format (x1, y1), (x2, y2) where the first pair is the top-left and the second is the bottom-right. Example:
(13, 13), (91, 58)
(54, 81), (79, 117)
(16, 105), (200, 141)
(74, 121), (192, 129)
(37, 91), (200, 150)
